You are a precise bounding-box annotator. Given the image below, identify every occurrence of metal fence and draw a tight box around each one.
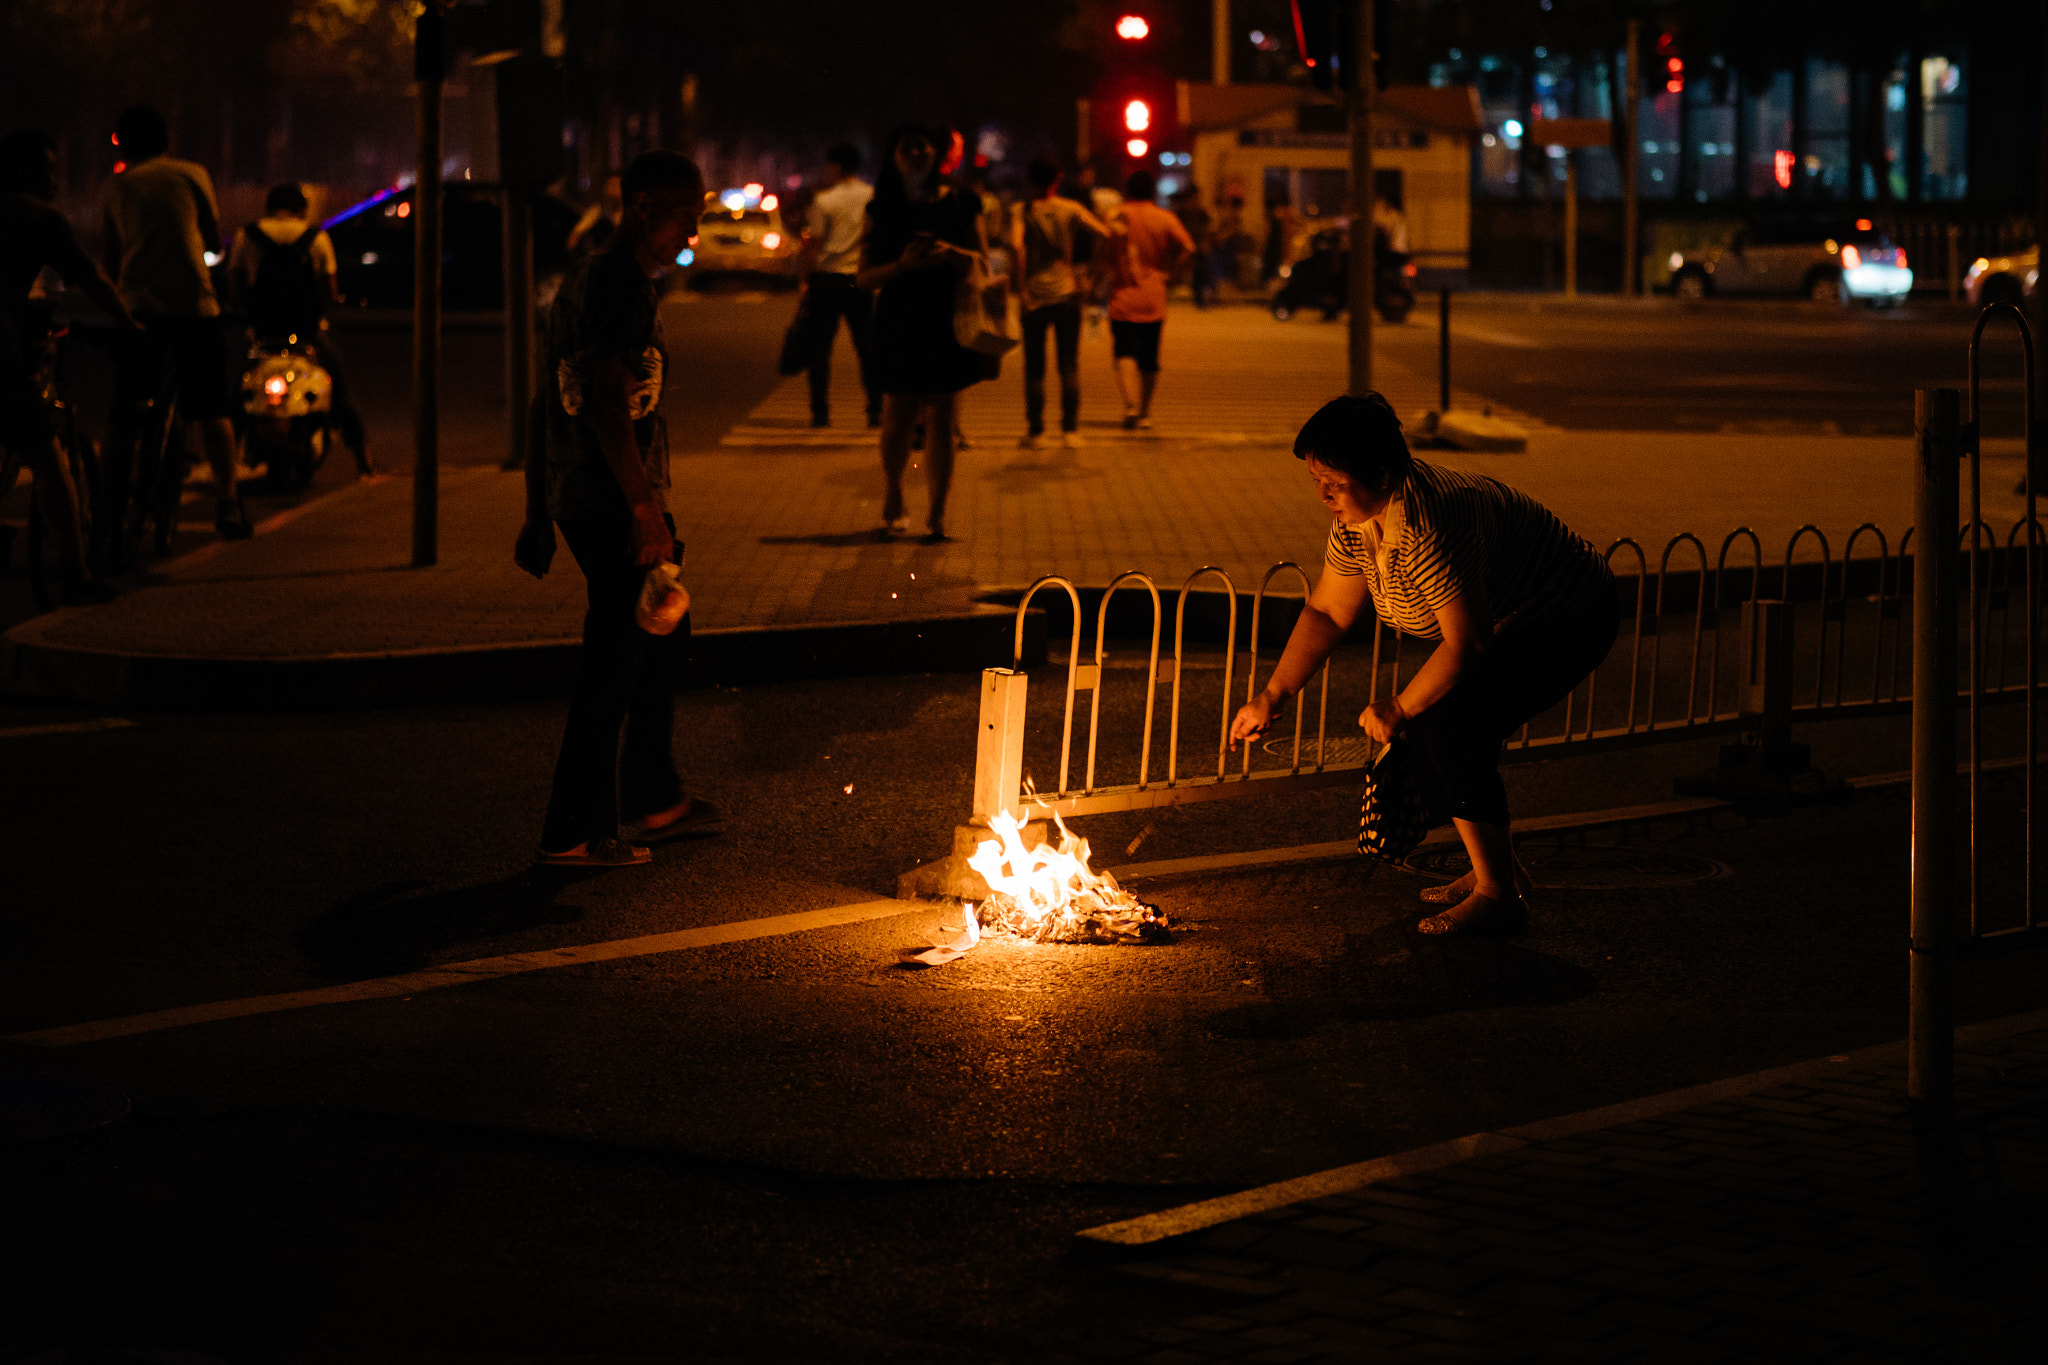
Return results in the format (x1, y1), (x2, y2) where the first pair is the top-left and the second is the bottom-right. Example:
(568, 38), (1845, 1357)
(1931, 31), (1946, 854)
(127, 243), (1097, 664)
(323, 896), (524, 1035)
(979, 519), (2036, 807)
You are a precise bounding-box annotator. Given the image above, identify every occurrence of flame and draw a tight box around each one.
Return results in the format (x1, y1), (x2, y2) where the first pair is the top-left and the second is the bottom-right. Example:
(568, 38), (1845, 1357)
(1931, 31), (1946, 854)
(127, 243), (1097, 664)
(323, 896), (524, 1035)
(966, 809), (1169, 945)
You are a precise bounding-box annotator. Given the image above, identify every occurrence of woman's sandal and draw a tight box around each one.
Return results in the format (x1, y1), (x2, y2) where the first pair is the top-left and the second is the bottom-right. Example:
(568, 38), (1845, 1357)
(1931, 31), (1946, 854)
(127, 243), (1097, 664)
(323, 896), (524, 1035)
(627, 796), (723, 843)
(1417, 892), (1529, 937)
(537, 835), (651, 867)
(1419, 868), (1534, 905)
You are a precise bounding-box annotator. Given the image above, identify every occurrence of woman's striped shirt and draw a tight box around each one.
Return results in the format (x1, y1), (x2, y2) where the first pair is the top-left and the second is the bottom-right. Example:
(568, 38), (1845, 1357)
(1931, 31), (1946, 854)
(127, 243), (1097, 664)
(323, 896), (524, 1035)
(1324, 461), (1611, 639)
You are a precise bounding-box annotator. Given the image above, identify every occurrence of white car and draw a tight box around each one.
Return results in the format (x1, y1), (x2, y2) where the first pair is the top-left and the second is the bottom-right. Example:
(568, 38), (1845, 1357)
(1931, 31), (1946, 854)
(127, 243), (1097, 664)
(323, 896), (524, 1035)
(1965, 247), (2037, 308)
(1670, 222), (1912, 307)
(687, 200), (798, 283)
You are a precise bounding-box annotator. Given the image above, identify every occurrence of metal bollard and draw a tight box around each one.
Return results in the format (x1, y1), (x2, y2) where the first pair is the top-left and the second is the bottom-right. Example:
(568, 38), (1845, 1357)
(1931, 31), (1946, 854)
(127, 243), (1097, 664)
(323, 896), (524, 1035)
(1910, 387), (1962, 1110)
(972, 668), (1028, 823)
(1739, 599), (1797, 769)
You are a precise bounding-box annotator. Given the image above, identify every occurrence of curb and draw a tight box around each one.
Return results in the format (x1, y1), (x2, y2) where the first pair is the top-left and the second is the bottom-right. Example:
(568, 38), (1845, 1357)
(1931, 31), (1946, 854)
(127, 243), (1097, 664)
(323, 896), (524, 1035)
(0, 608), (1049, 710)
(1073, 1004), (2048, 1255)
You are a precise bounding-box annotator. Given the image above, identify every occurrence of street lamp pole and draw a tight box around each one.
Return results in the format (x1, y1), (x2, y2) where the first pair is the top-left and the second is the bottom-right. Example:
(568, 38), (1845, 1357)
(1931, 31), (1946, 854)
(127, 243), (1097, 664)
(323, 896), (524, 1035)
(1622, 20), (1640, 297)
(412, 2), (446, 567)
(1346, 0), (1374, 395)
(1213, 0), (1230, 85)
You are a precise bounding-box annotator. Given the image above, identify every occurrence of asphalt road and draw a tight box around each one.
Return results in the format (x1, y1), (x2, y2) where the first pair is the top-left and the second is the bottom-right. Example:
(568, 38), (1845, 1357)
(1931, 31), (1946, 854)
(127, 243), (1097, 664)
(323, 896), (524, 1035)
(6, 286), (2048, 1360)
(4, 675), (2046, 1360)
(1378, 294), (2033, 437)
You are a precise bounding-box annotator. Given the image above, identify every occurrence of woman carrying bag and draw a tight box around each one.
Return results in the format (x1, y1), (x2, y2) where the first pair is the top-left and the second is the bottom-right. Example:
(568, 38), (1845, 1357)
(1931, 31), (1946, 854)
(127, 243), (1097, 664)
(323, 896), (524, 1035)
(855, 124), (988, 544)
(1229, 395), (1618, 936)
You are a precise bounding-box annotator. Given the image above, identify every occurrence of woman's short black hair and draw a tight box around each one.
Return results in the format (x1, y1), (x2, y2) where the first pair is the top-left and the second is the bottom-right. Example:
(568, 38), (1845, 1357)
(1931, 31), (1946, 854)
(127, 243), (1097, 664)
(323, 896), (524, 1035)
(265, 182), (308, 215)
(1292, 393), (1412, 490)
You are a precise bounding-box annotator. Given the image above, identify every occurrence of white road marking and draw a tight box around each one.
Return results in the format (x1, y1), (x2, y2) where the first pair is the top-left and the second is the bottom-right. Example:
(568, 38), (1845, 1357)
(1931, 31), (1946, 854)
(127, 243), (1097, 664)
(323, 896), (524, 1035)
(0, 717), (139, 740)
(9, 898), (930, 1048)
(1452, 325), (1542, 349)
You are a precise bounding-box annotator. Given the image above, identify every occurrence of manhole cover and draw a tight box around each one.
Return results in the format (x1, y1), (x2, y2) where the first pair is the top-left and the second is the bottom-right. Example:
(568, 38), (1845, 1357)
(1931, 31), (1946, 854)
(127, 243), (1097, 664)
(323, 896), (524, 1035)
(1262, 734), (1374, 765)
(1405, 845), (1731, 890)
(1, 1072), (131, 1143)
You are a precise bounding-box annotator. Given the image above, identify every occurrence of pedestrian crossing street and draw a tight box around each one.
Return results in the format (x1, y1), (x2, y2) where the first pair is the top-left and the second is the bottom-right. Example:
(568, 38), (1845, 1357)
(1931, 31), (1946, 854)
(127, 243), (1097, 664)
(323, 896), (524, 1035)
(717, 304), (1554, 452)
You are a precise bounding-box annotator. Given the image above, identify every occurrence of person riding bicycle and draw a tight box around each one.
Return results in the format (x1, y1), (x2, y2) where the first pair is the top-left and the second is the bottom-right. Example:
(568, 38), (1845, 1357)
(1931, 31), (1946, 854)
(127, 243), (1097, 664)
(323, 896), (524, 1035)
(100, 105), (250, 557)
(0, 127), (139, 603)
(227, 182), (373, 476)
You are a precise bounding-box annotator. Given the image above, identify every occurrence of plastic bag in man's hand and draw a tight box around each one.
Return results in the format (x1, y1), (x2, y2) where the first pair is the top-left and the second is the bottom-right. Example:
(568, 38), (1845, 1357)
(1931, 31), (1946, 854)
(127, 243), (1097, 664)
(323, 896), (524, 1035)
(634, 562), (690, 635)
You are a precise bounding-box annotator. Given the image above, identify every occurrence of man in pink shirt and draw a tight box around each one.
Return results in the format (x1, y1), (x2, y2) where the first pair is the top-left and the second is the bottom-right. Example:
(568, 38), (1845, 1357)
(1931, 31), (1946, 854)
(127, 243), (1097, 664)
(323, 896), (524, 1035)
(1105, 170), (1193, 430)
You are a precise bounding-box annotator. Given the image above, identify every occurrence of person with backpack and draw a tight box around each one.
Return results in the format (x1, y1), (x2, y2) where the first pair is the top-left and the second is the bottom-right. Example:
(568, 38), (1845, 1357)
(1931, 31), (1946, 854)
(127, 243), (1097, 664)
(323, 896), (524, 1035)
(1009, 157), (1108, 450)
(227, 182), (374, 476)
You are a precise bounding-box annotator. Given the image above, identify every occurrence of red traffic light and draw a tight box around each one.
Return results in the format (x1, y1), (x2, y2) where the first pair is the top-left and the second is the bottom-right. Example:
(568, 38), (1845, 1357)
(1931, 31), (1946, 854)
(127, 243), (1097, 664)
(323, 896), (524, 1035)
(1123, 99), (1151, 133)
(1116, 14), (1149, 40)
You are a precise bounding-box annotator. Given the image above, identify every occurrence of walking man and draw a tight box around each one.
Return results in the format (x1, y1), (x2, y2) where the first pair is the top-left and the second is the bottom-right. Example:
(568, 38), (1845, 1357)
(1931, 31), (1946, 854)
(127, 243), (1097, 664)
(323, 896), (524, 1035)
(1106, 171), (1193, 431)
(227, 182), (375, 476)
(798, 144), (879, 428)
(99, 105), (248, 559)
(1010, 157), (1108, 450)
(515, 150), (719, 867)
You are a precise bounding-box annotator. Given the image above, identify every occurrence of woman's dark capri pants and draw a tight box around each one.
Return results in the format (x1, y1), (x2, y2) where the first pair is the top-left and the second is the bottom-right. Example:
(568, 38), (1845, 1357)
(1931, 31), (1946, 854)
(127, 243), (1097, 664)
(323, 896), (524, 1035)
(1404, 583), (1621, 828)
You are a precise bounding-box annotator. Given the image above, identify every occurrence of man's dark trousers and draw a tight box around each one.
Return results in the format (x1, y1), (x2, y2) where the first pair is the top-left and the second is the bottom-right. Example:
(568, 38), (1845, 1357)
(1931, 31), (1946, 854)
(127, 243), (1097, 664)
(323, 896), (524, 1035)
(540, 509), (687, 852)
(803, 272), (879, 424)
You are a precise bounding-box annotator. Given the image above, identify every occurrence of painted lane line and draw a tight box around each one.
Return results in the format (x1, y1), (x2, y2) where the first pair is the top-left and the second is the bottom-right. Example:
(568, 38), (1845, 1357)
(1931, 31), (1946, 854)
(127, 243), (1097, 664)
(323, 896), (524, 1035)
(9, 898), (929, 1048)
(1076, 1006), (2048, 1249)
(0, 717), (138, 740)
(1079, 1135), (1528, 1247)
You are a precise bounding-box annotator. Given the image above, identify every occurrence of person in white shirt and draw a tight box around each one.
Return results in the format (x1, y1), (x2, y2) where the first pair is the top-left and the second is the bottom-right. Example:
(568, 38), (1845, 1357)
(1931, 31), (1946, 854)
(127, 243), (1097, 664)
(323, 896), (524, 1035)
(227, 182), (373, 475)
(98, 105), (248, 555)
(797, 145), (879, 428)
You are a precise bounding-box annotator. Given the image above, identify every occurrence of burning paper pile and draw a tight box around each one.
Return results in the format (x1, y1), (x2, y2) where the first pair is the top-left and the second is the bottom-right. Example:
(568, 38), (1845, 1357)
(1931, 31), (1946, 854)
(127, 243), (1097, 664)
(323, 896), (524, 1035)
(965, 810), (1172, 945)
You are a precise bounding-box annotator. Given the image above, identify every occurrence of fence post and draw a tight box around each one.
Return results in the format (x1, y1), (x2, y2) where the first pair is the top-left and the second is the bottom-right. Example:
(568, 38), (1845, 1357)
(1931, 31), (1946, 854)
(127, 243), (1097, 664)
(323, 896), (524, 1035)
(1675, 595), (1837, 801)
(972, 668), (1028, 822)
(898, 667), (1045, 901)
(1741, 599), (1796, 766)
(1911, 388), (1962, 1111)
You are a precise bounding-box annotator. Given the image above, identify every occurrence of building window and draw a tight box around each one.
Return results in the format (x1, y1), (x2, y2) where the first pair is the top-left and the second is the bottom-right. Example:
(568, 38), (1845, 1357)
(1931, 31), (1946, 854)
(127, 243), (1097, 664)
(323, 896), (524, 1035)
(1638, 91), (1679, 199)
(1746, 71), (1794, 198)
(1880, 64), (1909, 200)
(1803, 60), (1851, 198)
(1921, 52), (1967, 200)
(1685, 65), (1737, 201)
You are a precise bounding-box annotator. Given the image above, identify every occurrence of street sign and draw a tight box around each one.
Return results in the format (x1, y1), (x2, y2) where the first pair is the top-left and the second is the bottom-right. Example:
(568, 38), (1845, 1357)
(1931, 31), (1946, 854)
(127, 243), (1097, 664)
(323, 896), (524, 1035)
(1527, 118), (1611, 149)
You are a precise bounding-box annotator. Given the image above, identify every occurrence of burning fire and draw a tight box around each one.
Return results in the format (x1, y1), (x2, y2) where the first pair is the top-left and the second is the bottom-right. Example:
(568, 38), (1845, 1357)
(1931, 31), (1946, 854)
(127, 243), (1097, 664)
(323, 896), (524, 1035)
(966, 810), (1171, 945)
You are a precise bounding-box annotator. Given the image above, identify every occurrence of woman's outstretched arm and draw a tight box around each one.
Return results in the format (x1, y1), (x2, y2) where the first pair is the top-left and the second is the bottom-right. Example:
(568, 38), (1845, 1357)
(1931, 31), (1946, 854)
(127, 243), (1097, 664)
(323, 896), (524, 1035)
(1230, 566), (1371, 747)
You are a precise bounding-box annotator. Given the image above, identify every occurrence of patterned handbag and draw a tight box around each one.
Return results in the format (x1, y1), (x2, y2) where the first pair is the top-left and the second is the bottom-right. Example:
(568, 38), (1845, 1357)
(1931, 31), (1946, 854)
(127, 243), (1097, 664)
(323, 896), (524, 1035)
(1358, 739), (1436, 865)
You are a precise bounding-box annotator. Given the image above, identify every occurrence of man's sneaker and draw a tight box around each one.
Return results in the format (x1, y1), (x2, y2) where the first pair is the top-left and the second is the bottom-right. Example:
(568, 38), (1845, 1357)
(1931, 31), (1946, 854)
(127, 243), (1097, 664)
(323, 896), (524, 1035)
(1061, 431), (1087, 449)
(1018, 433), (1046, 450)
(215, 498), (254, 540)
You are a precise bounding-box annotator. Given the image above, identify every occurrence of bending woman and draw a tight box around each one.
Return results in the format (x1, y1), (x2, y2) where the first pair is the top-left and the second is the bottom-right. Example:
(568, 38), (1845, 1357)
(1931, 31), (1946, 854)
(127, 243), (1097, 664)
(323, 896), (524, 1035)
(1230, 394), (1618, 935)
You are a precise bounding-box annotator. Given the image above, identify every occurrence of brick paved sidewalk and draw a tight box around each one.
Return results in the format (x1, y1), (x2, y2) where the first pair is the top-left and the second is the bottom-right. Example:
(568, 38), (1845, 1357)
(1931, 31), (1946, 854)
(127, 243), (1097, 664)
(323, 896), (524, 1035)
(1070, 1016), (2048, 1364)
(4, 304), (2034, 705)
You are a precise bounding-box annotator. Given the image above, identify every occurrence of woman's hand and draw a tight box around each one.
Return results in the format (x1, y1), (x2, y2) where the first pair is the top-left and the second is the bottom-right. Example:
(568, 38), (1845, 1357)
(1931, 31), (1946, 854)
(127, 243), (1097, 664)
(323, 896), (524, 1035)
(899, 235), (943, 269)
(1229, 692), (1279, 749)
(1358, 696), (1409, 744)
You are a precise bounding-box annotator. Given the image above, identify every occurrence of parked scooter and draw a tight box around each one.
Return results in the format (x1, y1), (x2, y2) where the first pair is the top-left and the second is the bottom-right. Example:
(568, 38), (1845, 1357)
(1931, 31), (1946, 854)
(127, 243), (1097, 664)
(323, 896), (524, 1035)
(1269, 226), (1416, 324)
(238, 338), (332, 493)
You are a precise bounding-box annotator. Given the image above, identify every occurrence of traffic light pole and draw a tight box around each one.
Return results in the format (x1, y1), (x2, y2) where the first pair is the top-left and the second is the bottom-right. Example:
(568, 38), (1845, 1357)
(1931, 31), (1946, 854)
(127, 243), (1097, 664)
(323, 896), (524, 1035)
(1345, 0), (1374, 395)
(1622, 20), (1640, 297)
(412, 3), (445, 567)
